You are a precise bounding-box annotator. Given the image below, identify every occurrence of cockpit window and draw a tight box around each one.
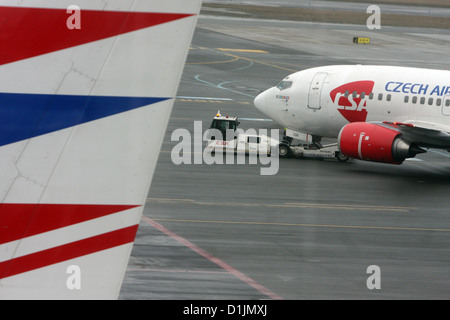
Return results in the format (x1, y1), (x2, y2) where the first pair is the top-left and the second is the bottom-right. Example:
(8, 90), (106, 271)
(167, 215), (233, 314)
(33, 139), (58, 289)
(276, 80), (293, 91)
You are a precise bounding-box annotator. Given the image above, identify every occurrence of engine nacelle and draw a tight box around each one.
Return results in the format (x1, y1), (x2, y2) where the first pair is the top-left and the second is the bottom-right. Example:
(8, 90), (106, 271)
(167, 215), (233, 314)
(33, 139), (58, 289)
(338, 123), (424, 164)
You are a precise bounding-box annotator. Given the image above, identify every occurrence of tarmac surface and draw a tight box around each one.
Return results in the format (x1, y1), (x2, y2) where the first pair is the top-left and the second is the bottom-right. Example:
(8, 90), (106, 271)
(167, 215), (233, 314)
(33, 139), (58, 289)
(119, 15), (450, 300)
(204, 0), (450, 17)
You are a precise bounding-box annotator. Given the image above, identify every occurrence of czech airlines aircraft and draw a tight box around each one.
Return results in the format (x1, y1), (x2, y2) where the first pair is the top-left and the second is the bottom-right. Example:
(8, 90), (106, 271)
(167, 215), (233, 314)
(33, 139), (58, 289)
(0, 0), (201, 299)
(254, 65), (450, 164)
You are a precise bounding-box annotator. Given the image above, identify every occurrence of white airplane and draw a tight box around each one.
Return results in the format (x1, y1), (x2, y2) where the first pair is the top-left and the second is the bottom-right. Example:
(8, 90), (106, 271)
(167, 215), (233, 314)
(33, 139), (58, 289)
(0, 0), (201, 299)
(254, 65), (450, 164)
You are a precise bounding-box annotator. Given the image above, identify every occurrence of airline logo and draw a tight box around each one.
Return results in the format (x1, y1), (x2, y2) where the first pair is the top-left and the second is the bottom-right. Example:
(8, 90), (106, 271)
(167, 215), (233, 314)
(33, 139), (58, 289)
(385, 81), (450, 96)
(0, 4), (196, 285)
(0, 6), (192, 147)
(330, 81), (375, 123)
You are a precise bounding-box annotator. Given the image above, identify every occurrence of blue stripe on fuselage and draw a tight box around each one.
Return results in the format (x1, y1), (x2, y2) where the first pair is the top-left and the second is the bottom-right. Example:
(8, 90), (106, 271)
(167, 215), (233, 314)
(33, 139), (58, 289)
(0, 92), (170, 146)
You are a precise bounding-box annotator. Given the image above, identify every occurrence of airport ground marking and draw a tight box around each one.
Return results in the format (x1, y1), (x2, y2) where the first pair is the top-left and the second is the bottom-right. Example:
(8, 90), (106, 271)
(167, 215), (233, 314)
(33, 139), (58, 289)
(147, 197), (416, 213)
(141, 216), (283, 300)
(429, 149), (450, 158)
(188, 46), (297, 100)
(283, 202), (418, 212)
(224, 53), (298, 72)
(217, 48), (268, 53)
(176, 96), (233, 101)
(186, 56), (240, 65)
(150, 218), (450, 234)
(176, 98), (239, 104)
(188, 46), (298, 72)
(126, 267), (229, 275)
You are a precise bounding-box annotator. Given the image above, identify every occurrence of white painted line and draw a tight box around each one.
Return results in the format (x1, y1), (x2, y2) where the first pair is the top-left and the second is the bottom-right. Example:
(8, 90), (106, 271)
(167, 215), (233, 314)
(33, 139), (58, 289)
(176, 96), (233, 101)
(239, 118), (273, 122)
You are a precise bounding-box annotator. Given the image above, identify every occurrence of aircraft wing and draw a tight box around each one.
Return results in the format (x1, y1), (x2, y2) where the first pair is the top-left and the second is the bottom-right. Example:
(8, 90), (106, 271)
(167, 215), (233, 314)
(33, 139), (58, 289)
(382, 121), (450, 149)
(389, 121), (450, 149)
(0, 0), (201, 299)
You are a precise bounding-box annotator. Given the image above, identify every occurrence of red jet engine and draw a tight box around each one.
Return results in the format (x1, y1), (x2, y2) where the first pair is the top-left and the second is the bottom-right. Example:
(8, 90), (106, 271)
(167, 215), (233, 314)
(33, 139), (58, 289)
(338, 122), (425, 164)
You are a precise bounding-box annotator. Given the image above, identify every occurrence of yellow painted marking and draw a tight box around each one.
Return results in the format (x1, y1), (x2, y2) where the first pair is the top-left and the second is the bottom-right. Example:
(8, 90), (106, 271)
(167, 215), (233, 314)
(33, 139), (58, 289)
(224, 53), (298, 72)
(187, 46), (298, 72)
(186, 56), (240, 65)
(146, 199), (450, 233)
(147, 198), (415, 213)
(147, 199), (448, 232)
(284, 202), (417, 212)
(217, 48), (268, 53)
(150, 218), (450, 233)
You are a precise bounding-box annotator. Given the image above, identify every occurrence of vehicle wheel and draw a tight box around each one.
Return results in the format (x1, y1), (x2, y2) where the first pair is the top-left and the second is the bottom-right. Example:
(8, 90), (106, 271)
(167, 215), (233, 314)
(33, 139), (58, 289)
(336, 152), (349, 162)
(279, 144), (290, 158)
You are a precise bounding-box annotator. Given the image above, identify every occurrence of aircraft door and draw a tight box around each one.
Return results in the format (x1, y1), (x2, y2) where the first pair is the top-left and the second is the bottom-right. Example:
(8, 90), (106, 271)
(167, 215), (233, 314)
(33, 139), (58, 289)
(308, 72), (328, 110)
(442, 95), (450, 116)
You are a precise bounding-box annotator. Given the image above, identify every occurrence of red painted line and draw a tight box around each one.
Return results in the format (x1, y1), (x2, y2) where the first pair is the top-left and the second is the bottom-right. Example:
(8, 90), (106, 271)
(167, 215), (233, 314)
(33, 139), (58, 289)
(0, 224), (138, 279)
(127, 268), (229, 274)
(142, 216), (283, 300)
(0, 204), (140, 245)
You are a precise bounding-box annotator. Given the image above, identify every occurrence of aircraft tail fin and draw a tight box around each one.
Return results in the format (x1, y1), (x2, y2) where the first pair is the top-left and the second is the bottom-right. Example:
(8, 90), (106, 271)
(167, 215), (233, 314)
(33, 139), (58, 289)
(0, 0), (201, 299)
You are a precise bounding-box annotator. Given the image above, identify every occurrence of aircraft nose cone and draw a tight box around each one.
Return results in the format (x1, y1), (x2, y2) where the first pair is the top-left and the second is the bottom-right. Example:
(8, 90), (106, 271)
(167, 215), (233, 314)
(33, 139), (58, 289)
(254, 91), (267, 115)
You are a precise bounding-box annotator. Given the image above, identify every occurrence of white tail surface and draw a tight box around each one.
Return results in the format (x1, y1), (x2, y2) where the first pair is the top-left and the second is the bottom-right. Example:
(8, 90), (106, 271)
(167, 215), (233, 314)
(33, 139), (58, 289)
(0, 0), (201, 299)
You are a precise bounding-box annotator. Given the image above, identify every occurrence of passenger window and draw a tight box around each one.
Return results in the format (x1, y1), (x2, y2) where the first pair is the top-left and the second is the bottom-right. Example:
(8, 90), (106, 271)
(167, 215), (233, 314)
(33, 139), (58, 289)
(428, 98), (433, 105)
(446, 99), (450, 107)
(344, 90), (349, 97)
(361, 92), (366, 99)
(404, 96), (409, 103)
(378, 93), (383, 101)
(436, 98), (442, 106)
(387, 94), (391, 102)
(420, 97), (425, 104)
(369, 93), (374, 100)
